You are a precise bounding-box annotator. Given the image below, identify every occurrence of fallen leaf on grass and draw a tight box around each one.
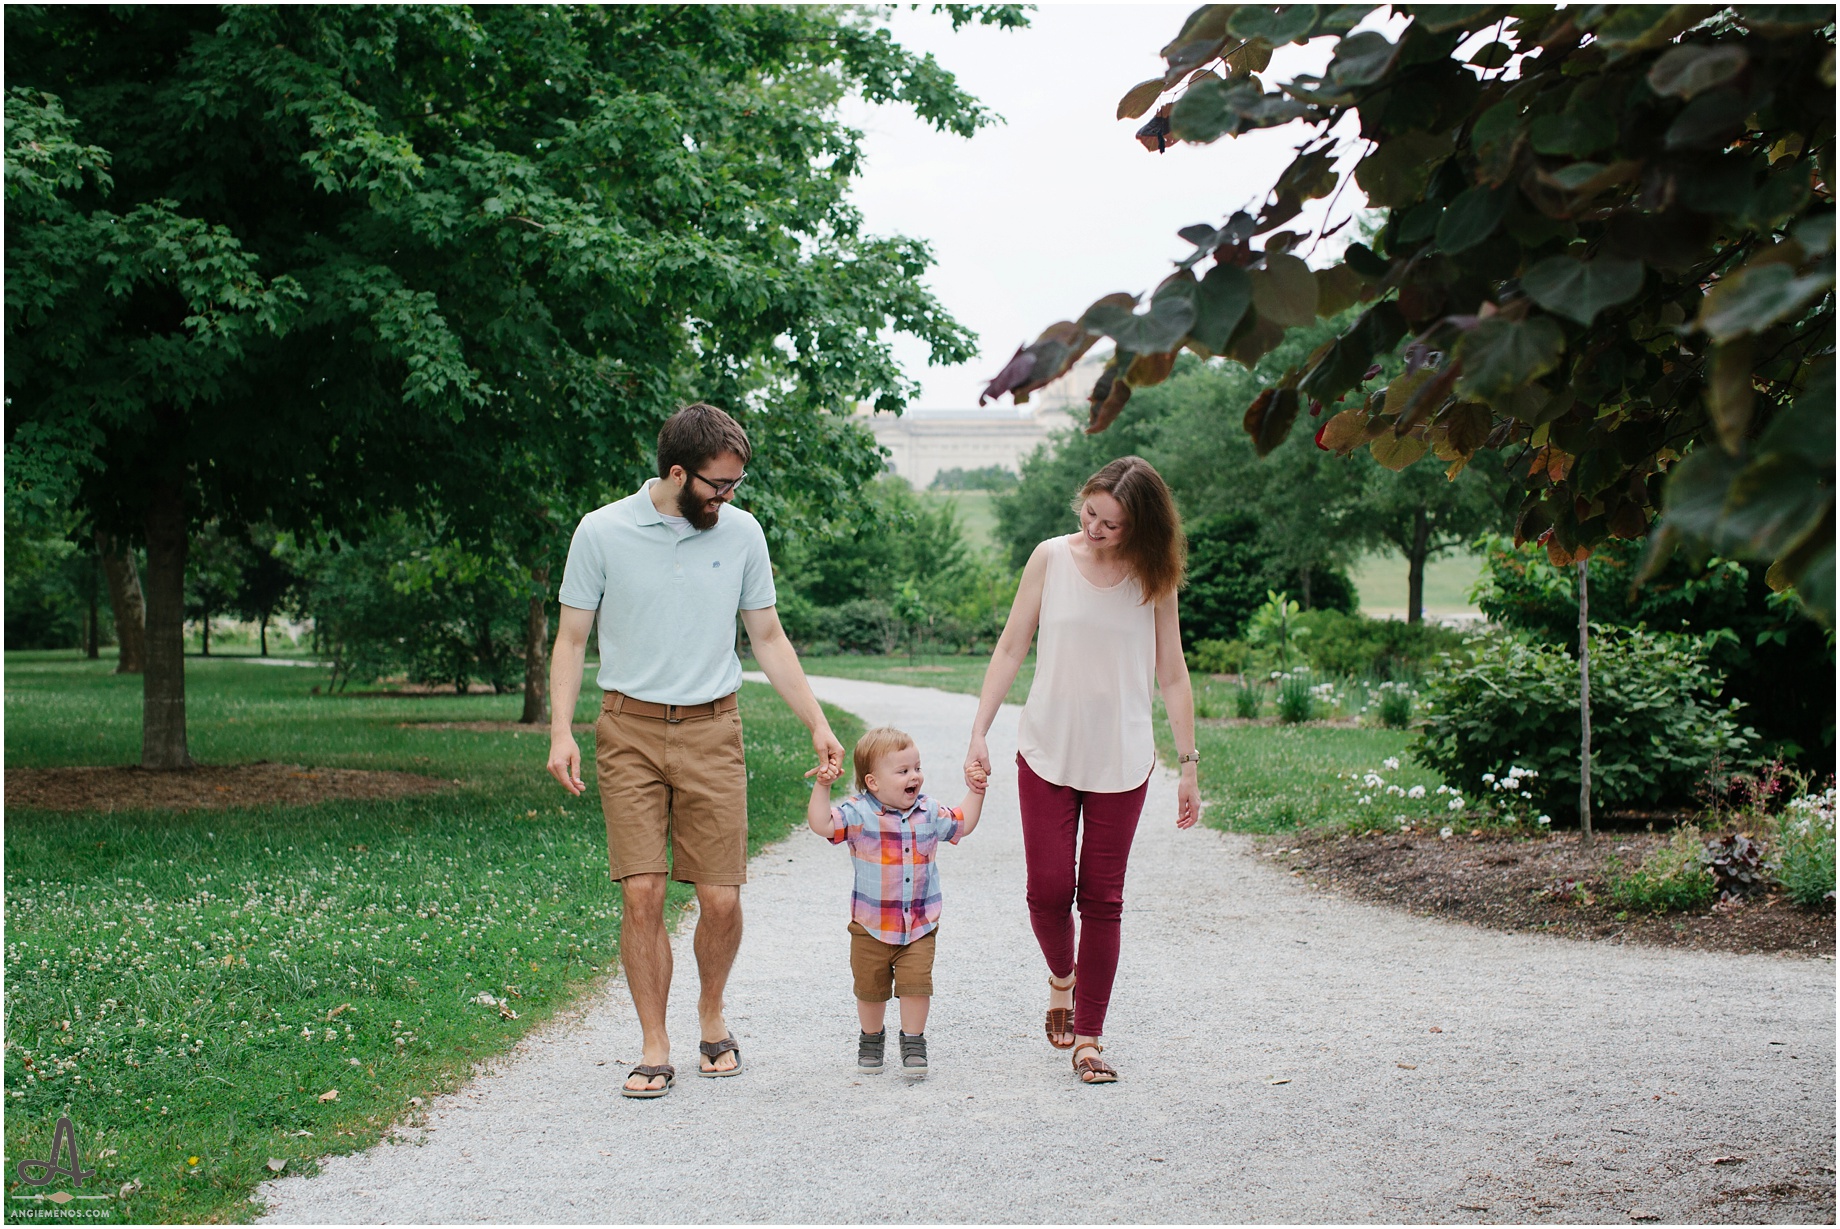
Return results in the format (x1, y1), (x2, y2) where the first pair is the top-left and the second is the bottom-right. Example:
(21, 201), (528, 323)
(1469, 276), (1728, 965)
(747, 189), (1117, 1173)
(317, 1089), (338, 1103)
(326, 1003), (352, 1021)
(265, 1159), (286, 1174)
(288, 1130), (313, 1137)
(118, 1181), (142, 1199)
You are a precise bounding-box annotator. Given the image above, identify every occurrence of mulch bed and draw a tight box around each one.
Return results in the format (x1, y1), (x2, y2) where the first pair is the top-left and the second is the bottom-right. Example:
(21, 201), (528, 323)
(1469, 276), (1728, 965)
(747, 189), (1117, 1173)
(6, 763), (457, 813)
(1258, 828), (1835, 957)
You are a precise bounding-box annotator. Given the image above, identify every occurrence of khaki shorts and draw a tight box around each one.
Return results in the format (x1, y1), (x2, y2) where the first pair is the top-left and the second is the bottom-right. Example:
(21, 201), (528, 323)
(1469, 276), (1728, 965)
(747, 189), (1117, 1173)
(849, 921), (937, 1002)
(595, 691), (747, 885)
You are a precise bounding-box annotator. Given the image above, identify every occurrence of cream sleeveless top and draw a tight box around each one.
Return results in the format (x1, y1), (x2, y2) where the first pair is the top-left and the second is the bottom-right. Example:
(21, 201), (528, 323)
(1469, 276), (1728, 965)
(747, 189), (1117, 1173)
(1016, 535), (1158, 792)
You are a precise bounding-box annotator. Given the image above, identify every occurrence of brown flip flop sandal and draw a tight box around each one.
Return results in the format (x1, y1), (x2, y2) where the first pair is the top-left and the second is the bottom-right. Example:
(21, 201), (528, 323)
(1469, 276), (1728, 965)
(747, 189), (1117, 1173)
(1045, 974), (1076, 1050)
(621, 1063), (675, 1098)
(697, 1036), (743, 1077)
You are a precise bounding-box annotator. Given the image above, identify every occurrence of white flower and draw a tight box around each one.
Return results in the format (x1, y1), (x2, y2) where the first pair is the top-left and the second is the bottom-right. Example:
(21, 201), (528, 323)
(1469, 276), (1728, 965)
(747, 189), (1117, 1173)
(1436, 784), (1450, 795)
(1447, 798), (1463, 811)
(1394, 814), (1408, 825)
(1383, 757), (1401, 770)
(1407, 785), (1426, 799)
(1537, 815), (1552, 826)
(1359, 795), (1373, 805)
(1363, 773), (1384, 789)
(1439, 826), (1453, 839)
(1521, 790), (1534, 799)
(1481, 773), (1497, 784)
(1386, 784), (1406, 797)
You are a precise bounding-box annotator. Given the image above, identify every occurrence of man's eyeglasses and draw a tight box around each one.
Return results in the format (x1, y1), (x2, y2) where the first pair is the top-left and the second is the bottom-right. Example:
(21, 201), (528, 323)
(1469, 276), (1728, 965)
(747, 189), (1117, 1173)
(690, 469), (746, 496)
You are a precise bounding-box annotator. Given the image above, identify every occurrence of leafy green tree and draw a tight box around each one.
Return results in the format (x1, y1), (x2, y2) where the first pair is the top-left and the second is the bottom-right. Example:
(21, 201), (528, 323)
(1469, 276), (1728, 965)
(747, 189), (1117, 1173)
(6, 5), (1013, 765)
(985, 4), (1835, 625)
(183, 524), (249, 657)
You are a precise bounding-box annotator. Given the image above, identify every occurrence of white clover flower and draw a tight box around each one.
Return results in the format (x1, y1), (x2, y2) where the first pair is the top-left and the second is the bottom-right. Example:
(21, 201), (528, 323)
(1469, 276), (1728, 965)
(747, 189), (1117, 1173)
(1521, 790), (1534, 799)
(1384, 757), (1401, 770)
(1387, 784), (1406, 797)
(1359, 795), (1373, 805)
(1363, 773), (1384, 789)
(1436, 784), (1450, 795)
(1394, 814), (1408, 825)
(1439, 826), (1453, 838)
(1447, 798), (1464, 811)
(1537, 815), (1552, 826)
(1407, 785), (1426, 799)
(1481, 772), (1497, 784)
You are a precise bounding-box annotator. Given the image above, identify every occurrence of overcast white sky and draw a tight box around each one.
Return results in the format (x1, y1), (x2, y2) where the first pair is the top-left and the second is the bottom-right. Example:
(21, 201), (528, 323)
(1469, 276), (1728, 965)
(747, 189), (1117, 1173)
(841, 4), (1370, 411)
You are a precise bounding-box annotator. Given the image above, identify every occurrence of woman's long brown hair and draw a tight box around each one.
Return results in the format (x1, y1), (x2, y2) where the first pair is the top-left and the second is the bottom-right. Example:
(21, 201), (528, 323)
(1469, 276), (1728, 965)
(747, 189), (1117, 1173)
(1075, 456), (1185, 604)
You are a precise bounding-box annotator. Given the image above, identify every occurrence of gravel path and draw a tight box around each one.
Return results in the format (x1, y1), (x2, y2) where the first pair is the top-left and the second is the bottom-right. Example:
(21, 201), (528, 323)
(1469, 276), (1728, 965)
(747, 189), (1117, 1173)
(258, 676), (1835, 1224)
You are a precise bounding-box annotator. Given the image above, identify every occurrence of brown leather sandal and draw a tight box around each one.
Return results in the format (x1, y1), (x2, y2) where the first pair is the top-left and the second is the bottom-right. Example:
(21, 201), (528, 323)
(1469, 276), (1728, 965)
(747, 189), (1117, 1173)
(1072, 1042), (1117, 1084)
(1045, 973), (1076, 1050)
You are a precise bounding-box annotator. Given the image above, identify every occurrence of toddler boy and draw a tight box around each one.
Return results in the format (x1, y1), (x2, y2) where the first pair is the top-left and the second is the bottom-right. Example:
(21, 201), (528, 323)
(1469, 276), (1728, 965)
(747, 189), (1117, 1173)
(807, 726), (985, 1075)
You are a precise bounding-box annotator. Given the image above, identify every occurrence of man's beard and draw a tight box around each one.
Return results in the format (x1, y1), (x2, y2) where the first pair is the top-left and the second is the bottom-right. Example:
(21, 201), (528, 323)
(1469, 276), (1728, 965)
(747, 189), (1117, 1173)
(675, 486), (722, 531)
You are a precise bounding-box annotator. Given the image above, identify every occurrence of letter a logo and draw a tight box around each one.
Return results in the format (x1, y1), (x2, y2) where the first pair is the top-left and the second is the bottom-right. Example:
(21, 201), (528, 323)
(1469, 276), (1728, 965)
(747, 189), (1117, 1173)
(15, 1116), (95, 1188)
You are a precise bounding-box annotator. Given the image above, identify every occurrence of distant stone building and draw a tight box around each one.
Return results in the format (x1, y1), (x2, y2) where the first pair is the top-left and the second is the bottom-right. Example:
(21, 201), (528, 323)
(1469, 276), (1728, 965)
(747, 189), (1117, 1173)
(864, 348), (1107, 489)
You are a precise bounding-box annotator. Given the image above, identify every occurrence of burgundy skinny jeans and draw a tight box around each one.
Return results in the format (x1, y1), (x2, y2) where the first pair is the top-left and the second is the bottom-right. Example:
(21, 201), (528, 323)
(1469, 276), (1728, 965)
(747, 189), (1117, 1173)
(1016, 754), (1149, 1037)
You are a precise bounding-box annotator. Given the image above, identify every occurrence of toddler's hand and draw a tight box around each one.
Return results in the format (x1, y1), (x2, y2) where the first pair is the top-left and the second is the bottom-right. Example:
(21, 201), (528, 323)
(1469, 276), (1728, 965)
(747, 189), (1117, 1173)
(967, 765), (988, 793)
(805, 761), (842, 784)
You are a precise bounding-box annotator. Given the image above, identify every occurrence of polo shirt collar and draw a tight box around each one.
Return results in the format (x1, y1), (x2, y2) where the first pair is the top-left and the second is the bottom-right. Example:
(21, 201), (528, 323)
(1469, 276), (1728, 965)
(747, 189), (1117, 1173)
(632, 478), (668, 526)
(868, 792), (925, 819)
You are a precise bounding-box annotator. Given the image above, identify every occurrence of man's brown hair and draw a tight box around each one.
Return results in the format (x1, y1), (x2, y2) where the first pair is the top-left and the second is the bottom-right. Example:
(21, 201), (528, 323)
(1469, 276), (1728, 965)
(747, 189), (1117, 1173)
(853, 726), (916, 793)
(656, 402), (751, 479)
(1076, 456), (1186, 604)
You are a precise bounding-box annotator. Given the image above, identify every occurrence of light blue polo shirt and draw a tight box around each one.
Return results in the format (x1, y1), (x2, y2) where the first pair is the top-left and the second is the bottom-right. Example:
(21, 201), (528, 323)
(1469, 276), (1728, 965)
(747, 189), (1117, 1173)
(558, 479), (777, 704)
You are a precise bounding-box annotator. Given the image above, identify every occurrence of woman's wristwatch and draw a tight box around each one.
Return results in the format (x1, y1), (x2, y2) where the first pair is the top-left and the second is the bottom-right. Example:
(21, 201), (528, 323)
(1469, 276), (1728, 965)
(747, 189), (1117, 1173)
(1177, 750), (1201, 765)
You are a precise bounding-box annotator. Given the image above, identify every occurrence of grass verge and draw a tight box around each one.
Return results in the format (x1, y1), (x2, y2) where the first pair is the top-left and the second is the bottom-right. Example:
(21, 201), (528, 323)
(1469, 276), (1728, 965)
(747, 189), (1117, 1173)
(3, 653), (860, 1224)
(764, 652), (1034, 707)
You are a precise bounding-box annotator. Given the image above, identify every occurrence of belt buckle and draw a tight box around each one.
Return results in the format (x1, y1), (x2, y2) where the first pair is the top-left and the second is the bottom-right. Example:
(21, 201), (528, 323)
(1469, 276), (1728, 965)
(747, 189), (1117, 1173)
(665, 704), (683, 724)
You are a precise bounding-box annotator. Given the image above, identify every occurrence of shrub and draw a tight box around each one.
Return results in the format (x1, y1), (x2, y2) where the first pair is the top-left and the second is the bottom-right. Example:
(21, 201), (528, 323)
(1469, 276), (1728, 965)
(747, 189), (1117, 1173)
(1474, 533), (1833, 771)
(1776, 786), (1837, 908)
(1232, 678), (1263, 719)
(1606, 826), (1718, 913)
(1274, 669), (1316, 724)
(1293, 608), (1466, 681)
(1373, 681), (1414, 729)
(1412, 628), (1758, 820)
(824, 599), (901, 655)
(1189, 637), (1250, 675)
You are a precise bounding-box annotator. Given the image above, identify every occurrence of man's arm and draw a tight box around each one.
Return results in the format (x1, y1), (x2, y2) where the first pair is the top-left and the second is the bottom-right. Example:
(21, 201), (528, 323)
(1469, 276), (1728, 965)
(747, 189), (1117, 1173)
(546, 604), (596, 795)
(739, 604), (845, 778)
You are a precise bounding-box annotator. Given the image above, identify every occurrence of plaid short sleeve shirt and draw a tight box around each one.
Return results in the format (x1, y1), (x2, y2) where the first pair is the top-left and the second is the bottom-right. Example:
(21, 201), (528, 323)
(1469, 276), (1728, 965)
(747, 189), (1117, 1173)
(829, 791), (964, 945)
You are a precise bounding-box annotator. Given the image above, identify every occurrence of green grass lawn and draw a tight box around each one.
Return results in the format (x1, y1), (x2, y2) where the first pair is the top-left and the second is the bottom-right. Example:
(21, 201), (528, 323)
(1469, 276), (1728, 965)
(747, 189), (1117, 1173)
(3, 653), (860, 1223)
(1350, 548), (1483, 618)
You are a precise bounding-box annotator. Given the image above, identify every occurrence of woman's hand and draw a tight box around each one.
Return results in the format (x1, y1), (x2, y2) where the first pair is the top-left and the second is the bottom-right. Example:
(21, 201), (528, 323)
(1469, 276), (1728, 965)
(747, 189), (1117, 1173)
(1175, 768), (1200, 830)
(964, 733), (992, 791)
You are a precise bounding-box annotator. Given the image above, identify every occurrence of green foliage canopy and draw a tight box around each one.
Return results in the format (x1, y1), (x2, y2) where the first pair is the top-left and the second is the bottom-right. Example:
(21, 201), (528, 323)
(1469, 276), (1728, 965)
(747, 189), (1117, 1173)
(983, 4), (1836, 623)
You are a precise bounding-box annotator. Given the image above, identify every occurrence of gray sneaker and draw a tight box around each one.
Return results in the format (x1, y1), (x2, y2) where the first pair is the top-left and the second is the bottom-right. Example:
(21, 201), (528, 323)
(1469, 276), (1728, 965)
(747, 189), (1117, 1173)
(857, 1029), (886, 1073)
(899, 1031), (928, 1076)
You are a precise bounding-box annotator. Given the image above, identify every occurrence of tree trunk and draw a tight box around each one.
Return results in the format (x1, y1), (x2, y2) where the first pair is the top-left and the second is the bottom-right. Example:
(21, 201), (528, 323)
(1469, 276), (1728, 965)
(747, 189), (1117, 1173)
(1298, 564), (1314, 610)
(520, 565), (551, 725)
(259, 612), (269, 657)
(85, 556), (101, 659)
(1577, 560), (1593, 846)
(199, 613), (211, 656)
(96, 531), (147, 674)
(1405, 503), (1429, 625)
(141, 484), (193, 769)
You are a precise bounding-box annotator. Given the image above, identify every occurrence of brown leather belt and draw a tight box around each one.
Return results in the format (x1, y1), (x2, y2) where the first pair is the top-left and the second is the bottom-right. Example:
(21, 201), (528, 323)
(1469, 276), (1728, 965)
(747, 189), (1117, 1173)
(606, 690), (738, 723)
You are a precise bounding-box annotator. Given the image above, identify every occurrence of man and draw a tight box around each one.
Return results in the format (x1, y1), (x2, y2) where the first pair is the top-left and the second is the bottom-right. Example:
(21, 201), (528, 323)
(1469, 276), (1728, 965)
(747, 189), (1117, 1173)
(547, 402), (844, 1098)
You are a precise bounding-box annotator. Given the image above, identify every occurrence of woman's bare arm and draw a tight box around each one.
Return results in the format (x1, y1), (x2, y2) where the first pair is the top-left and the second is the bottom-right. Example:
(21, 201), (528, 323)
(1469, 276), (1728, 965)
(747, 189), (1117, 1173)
(1154, 589), (1202, 829)
(964, 540), (1051, 786)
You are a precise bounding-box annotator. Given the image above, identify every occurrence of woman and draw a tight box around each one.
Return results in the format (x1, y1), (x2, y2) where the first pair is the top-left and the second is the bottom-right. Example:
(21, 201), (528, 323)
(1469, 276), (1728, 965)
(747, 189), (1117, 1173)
(963, 456), (1200, 1084)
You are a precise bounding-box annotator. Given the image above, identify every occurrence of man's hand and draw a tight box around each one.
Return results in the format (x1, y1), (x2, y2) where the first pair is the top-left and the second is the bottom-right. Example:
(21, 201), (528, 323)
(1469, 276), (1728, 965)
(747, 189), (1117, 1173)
(548, 734), (584, 796)
(812, 723), (844, 783)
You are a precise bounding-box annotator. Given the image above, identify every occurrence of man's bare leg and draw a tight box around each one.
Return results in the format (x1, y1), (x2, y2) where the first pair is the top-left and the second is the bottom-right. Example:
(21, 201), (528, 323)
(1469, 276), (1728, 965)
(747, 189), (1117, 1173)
(692, 882), (743, 1073)
(618, 873), (673, 1093)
